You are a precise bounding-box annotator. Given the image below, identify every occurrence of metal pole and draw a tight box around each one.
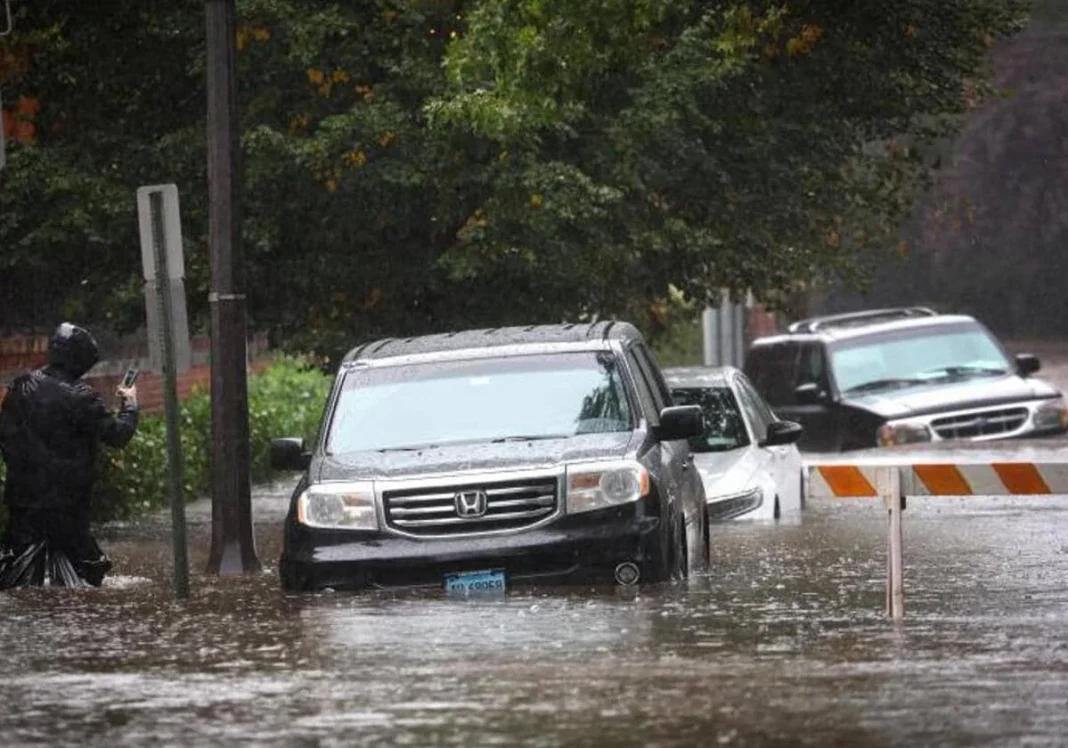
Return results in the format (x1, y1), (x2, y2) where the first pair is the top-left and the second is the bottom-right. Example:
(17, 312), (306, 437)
(205, 0), (260, 574)
(701, 306), (717, 366)
(880, 467), (905, 620)
(151, 191), (190, 598)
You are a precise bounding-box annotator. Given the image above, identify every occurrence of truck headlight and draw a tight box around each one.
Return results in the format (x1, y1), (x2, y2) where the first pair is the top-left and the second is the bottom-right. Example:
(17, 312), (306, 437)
(297, 482), (378, 530)
(566, 462), (650, 514)
(876, 422), (932, 447)
(1033, 397), (1068, 430)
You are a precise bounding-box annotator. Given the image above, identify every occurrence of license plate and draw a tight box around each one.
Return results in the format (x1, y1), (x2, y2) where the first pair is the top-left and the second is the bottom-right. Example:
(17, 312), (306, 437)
(443, 569), (507, 595)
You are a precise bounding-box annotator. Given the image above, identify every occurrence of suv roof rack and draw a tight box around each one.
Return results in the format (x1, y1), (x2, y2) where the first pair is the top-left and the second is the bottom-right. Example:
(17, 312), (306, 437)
(787, 307), (938, 335)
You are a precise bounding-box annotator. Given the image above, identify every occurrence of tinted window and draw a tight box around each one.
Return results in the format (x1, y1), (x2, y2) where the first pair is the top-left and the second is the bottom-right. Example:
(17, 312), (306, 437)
(745, 341), (798, 405)
(624, 347), (660, 423)
(797, 342), (829, 389)
(671, 386), (750, 452)
(327, 352), (633, 454)
(830, 323), (1011, 395)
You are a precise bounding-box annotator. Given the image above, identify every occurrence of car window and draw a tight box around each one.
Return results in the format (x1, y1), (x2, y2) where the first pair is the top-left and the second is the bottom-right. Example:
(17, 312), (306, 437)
(624, 346), (660, 424)
(671, 386), (750, 452)
(830, 322), (1011, 395)
(633, 343), (674, 411)
(734, 377), (774, 442)
(745, 341), (798, 405)
(737, 373), (778, 425)
(797, 341), (829, 389)
(327, 352), (633, 454)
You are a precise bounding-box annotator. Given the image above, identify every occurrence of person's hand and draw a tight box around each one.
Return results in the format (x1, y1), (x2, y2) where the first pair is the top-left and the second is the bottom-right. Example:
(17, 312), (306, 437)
(116, 385), (138, 407)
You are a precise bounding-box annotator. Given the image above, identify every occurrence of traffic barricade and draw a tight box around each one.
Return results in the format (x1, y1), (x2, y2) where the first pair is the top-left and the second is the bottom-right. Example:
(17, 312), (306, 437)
(806, 461), (1068, 620)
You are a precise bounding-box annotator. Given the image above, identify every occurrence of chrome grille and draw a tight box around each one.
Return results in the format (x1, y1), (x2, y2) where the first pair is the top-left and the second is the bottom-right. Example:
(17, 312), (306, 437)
(930, 407), (1029, 440)
(383, 478), (558, 536)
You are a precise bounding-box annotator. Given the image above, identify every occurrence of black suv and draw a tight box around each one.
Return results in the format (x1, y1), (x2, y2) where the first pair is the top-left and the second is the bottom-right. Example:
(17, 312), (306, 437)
(744, 308), (1068, 451)
(271, 322), (709, 591)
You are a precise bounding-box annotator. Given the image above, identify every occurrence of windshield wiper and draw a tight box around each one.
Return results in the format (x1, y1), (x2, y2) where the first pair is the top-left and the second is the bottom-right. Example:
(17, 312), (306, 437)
(490, 434), (571, 443)
(844, 377), (927, 395)
(376, 443), (440, 453)
(918, 365), (1009, 379)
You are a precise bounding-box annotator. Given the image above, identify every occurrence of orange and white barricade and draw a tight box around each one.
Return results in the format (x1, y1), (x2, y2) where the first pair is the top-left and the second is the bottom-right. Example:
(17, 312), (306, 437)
(806, 462), (1068, 620)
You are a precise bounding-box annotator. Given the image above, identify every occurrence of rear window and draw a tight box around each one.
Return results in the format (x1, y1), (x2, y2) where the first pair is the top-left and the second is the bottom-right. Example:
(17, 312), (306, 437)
(327, 352), (634, 454)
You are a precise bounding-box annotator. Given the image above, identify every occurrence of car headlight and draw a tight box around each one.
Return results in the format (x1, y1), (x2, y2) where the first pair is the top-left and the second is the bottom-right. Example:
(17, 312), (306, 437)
(1034, 397), (1068, 430)
(708, 486), (764, 506)
(566, 462), (650, 514)
(876, 422), (932, 447)
(297, 482), (378, 530)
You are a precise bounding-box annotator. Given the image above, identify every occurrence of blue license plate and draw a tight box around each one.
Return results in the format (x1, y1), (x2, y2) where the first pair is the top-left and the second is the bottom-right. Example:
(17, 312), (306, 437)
(443, 569), (507, 595)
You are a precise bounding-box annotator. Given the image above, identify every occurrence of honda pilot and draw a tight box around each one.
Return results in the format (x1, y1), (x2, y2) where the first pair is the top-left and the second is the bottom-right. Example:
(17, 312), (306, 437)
(271, 322), (709, 591)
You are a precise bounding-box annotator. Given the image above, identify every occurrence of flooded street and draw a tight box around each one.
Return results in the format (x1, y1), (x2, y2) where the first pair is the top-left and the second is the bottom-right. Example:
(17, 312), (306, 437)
(3, 476), (1068, 746)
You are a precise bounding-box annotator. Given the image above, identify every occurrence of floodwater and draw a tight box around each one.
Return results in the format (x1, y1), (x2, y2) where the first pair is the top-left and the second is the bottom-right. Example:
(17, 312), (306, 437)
(3, 471), (1068, 746)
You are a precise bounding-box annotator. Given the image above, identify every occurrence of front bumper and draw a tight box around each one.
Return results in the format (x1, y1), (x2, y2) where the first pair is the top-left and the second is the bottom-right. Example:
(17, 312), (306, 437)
(280, 503), (661, 591)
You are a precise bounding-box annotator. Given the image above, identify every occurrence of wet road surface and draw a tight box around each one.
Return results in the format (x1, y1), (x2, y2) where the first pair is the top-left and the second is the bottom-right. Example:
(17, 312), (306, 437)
(3, 466), (1068, 746)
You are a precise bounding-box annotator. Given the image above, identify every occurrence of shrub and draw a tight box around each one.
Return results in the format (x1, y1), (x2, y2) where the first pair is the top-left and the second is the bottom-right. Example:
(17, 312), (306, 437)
(0, 356), (332, 535)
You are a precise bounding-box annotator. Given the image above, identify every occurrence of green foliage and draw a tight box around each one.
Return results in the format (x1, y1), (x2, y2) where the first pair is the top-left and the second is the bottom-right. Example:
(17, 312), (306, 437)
(91, 356), (331, 522)
(0, 0), (1032, 358)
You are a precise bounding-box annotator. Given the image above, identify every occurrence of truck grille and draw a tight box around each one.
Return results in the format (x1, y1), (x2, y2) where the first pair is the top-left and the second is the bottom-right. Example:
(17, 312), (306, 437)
(930, 407), (1029, 440)
(382, 478), (558, 537)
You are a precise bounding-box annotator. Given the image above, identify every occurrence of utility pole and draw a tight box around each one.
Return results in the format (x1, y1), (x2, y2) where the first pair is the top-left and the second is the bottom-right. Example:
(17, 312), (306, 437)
(204, 0), (260, 574)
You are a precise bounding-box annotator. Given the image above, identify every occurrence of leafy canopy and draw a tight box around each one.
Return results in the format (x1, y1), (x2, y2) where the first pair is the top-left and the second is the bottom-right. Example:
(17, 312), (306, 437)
(0, 0), (1029, 361)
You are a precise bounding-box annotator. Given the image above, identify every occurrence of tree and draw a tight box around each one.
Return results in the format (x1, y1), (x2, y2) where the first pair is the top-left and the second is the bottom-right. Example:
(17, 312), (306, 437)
(0, 0), (1030, 363)
(428, 0), (1031, 326)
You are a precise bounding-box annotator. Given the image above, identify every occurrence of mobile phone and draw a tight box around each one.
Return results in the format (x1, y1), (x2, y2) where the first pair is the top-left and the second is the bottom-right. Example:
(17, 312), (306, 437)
(121, 365), (141, 388)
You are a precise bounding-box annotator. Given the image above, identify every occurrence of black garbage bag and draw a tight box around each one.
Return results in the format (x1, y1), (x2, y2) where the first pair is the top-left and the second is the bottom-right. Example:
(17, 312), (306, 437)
(0, 507), (111, 589)
(0, 541), (98, 589)
(0, 542), (47, 588)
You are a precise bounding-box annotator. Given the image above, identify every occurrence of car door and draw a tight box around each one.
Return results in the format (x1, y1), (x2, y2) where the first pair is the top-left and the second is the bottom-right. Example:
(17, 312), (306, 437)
(737, 374), (802, 513)
(731, 374), (780, 516)
(788, 341), (839, 451)
(628, 343), (695, 536)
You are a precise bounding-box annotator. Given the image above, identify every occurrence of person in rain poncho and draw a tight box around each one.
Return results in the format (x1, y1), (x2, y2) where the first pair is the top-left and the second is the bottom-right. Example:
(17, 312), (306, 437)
(0, 323), (139, 587)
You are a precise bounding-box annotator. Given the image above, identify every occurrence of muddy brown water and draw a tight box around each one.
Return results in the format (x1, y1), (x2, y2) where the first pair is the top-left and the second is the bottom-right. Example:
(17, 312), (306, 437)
(3, 466), (1068, 746)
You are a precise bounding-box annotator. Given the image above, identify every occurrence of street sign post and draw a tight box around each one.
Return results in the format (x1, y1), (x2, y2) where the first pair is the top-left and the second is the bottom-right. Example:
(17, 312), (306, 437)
(136, 183), (191, 598)
(137, 184), (192, 375)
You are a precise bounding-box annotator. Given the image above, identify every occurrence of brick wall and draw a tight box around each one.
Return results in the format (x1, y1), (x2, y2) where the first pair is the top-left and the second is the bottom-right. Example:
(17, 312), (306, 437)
(746, 304), (783, 340)
(0, 332), (272, 413)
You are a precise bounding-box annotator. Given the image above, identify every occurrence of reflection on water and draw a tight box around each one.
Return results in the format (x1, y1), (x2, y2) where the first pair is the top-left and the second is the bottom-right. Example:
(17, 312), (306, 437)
(2, 494), (1068, 745)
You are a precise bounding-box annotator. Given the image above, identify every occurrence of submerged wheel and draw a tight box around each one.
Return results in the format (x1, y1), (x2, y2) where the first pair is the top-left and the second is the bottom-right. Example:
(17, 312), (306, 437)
(675, 515), (689, 581)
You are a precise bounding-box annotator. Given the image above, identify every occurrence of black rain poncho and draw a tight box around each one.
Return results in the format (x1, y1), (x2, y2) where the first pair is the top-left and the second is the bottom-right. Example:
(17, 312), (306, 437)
(0, 323), (138, 587)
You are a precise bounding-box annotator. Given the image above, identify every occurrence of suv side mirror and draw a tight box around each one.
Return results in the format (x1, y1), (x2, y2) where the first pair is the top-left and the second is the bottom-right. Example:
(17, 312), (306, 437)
(1015, 353), (1041, 377)
(760, 420), (803, 447)
(654, 405), (705, 441)
(271, 437), (311, 471)
(795, 382), (829, 405)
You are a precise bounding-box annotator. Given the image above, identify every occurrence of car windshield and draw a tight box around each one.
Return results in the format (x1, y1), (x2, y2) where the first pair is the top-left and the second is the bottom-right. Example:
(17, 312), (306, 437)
(671, 386), (750, 452)
(831, 323), (1012, 395)
(326, 351), (633, 454)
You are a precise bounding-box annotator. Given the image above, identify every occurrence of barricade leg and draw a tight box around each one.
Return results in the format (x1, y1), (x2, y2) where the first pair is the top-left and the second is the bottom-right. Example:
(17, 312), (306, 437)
(877, 467), (905, 620)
